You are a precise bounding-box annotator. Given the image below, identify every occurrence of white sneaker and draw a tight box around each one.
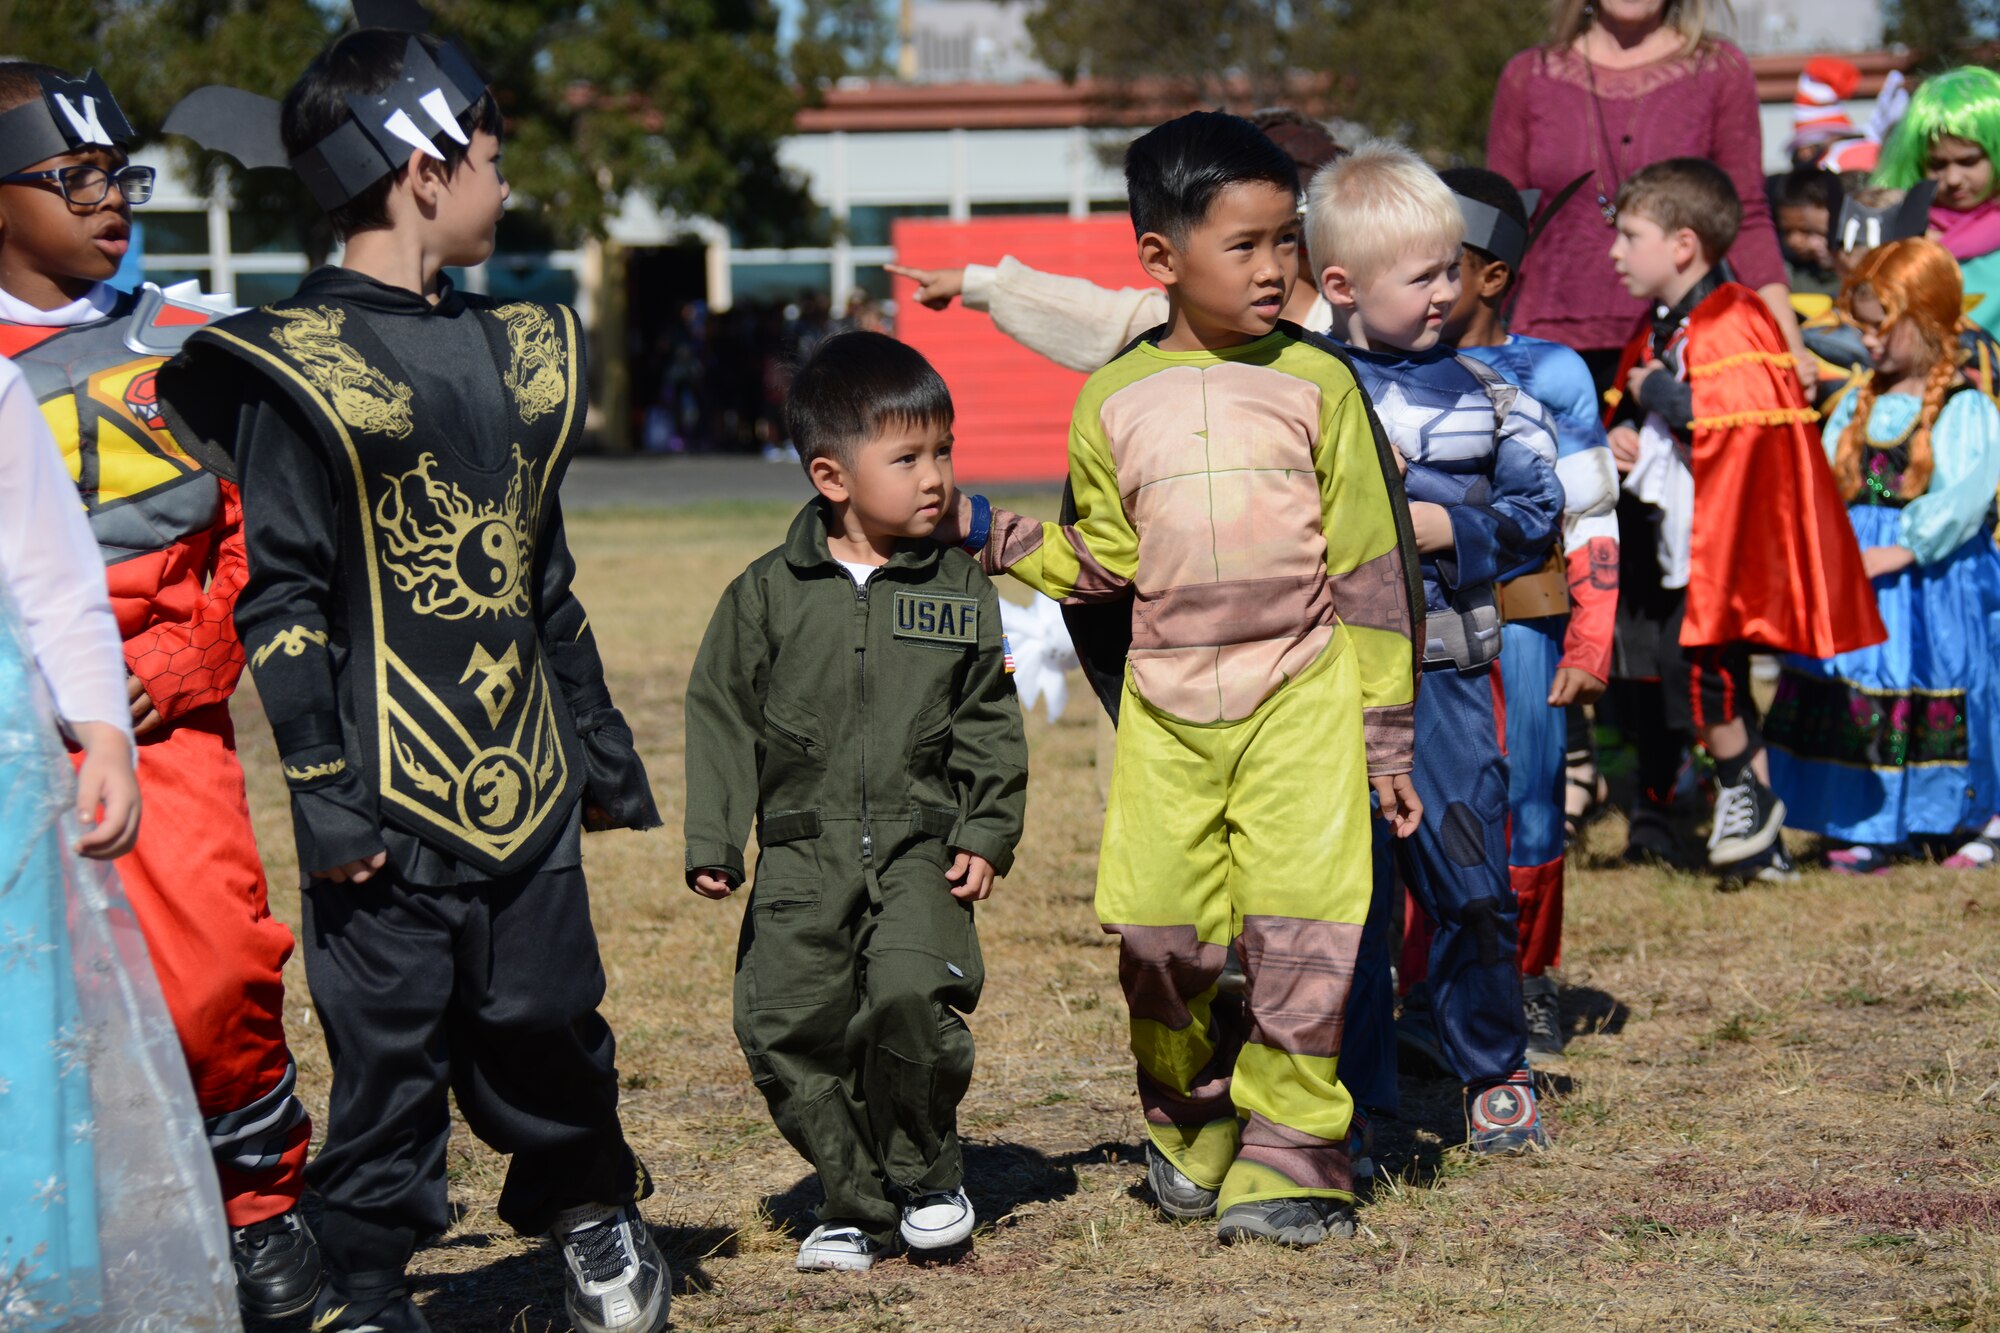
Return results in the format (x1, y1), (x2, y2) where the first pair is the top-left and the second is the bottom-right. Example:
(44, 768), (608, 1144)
(899, 1187), (975, 1250)
(795, 1225), (882, 1272)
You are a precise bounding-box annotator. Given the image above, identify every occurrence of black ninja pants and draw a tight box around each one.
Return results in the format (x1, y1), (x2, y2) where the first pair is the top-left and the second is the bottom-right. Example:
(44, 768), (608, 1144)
(301, 863), (642, 1275)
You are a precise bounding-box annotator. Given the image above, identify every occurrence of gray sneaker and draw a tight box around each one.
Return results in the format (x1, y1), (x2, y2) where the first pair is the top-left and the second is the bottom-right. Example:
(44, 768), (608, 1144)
(551, 1203), (668, 1333)
(1215, 1196), (1355, 1247)
(1145, 1144), (1219, 1220)
(1522, 975), (1565, 1062)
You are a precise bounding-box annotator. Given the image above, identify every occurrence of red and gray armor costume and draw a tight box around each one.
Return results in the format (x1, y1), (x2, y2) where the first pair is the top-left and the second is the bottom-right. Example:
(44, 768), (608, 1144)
(0, 281), (310, 1227)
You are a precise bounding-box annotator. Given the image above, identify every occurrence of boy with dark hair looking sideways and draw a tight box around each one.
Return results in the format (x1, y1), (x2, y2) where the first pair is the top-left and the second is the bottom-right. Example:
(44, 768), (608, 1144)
(157, 21), (667, 1333)
(949, 110), (1423, 1247)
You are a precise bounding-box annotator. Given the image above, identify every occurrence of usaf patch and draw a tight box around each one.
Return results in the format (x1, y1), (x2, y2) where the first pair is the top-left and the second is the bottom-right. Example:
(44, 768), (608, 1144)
(894, 590), (978, 649)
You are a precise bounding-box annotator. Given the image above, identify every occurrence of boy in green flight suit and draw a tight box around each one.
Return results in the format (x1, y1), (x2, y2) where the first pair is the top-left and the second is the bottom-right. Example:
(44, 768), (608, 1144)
(683, 331), (1028, 1272)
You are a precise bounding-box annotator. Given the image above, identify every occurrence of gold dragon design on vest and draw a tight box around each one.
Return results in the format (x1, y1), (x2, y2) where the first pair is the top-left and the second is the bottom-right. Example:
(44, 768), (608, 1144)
(266, 305), (416, 439)
(491, 303), (566, 424)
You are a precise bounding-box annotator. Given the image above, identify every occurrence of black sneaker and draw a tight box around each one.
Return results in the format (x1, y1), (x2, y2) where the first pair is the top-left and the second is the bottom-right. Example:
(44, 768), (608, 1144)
(1522, 975), (1566, 1062)
(1707, 775), (1785, 867)
(1622, 801), (1678, 866)
(232, 1205), (322, 1319)
(307, 1269), (430, 1333)
(1215, 1196), (1355, 1247)
(552, 1203), (669, 1333)
(1721, 837), (1800, 888)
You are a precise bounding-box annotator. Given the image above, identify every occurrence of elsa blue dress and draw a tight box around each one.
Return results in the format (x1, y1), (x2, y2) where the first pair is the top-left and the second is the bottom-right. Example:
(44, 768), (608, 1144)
(0, 585), (239, 1329)
(1767, 389), (2000, 846)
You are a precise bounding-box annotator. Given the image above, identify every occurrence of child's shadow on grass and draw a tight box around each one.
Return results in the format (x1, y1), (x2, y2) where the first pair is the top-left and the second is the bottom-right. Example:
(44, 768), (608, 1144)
(399, 1221), (734, 1332)
(1566, 984), (1630, 1039)
(758, 1136), (1113, 1262)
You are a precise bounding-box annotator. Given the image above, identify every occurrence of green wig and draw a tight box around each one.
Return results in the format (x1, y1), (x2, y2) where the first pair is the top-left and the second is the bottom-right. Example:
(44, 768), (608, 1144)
(1875, 65), (2000, 194)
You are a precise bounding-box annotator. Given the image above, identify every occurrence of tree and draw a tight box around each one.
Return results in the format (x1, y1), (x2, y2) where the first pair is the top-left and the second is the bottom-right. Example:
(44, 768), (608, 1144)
(1884, 0), (2000, 70)
(0, 0), (825, 246)
(1022, 0), (1546, 165)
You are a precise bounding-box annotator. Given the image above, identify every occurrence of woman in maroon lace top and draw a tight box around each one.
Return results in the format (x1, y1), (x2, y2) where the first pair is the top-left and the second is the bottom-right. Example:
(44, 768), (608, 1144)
(1488, 0), (1804, 385)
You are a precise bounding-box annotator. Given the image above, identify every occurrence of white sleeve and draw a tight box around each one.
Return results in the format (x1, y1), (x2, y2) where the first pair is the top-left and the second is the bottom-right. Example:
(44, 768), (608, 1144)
(0, 357), (132, 737)
(1622, 411), (1694, 590)
(961, 257), (1170, 373)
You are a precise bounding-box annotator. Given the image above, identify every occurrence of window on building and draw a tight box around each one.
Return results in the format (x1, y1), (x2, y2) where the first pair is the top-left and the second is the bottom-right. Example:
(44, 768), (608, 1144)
(845, 204), (949, 248)
(232, 271), (308, 307)
(229, 206), (310, 255)
(730, 262), (833, 305)
(138, 212), (209, 256)
(488, 261), (578, 307)
(143, 267), (212, 292)
(968, 201), (1066, 218)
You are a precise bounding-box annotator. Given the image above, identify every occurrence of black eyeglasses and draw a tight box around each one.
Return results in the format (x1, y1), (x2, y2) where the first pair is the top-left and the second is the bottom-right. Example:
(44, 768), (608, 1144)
(0, 164), (156, 206)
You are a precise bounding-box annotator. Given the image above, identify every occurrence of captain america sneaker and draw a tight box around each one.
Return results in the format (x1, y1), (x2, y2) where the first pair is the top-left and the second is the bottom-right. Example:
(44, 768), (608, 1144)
(551, 1203), (669, 1333)
(1465, 1067), (1547, 1155)
(306, 1269), (431, 1333)
(1145, 1143), (1220, 1220)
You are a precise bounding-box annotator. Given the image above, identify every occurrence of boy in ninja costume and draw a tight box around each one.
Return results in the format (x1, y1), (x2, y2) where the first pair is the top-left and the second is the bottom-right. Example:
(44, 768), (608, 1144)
(1311, 141), (1565, 1153)
(155, 18), (668, 1333)
(1604, 158), (1885, 882)
(952, 111), (1424, 1247)
(0, 61), (320, 1317)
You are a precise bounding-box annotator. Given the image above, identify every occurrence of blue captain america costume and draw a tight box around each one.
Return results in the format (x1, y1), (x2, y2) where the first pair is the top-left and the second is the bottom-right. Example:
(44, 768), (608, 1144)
(1333, 339), (1564, 1112)
(1460, 335), (1619, 981)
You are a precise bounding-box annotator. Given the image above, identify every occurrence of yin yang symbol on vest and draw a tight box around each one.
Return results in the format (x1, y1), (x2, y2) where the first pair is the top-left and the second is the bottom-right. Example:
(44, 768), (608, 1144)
(373, 446), (538, 619)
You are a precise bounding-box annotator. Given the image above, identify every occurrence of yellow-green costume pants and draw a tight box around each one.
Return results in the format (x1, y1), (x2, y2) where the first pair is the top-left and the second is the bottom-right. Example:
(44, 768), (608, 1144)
(1100, 638), (1370, 1208)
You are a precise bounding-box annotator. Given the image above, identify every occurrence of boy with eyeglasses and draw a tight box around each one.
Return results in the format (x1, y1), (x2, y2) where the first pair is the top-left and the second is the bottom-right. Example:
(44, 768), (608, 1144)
(0, 61), (322, 1318)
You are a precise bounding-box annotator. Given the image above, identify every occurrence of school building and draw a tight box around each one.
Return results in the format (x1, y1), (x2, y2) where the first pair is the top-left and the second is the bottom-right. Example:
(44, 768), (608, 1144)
(124, 3), (1902, 472)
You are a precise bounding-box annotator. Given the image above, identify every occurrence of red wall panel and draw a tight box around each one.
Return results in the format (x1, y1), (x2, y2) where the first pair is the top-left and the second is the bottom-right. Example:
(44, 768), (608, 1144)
(890, 215), (1149, 484)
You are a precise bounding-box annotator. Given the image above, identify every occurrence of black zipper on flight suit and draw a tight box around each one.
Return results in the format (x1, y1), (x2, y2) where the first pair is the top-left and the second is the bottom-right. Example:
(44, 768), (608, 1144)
(844, 569), (876, 872)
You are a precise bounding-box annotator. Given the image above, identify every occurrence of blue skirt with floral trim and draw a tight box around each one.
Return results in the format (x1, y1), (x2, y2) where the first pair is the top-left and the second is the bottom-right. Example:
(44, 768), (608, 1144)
(1767, 506), (2000, 845)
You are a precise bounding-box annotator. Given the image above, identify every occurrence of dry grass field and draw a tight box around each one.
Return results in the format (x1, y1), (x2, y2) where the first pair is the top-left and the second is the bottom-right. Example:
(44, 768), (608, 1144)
(236, 501), (2000, 1332)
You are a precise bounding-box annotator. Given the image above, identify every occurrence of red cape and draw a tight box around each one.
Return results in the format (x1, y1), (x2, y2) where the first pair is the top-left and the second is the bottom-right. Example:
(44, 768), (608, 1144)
(1611, 284), (1885, 658)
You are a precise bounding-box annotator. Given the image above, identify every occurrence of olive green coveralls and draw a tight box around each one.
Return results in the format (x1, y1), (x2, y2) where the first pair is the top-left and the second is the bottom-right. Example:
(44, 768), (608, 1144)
(684, 501), (1028, 1244)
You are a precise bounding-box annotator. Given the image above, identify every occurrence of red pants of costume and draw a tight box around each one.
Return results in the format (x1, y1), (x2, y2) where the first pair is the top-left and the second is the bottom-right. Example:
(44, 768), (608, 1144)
(81, 704), (308, 1226)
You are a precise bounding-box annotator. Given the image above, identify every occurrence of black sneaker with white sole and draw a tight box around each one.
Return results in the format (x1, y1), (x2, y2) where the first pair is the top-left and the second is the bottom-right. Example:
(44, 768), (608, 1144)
(306, 1269), (431, 1333)
(552, 1203), (669, 1333)
(233, 1204), (322, 1318)
(1215, 1196), (1355, 1247)
(1707, 775), (1785, 867)
(1145, 1143), (1219, 1220)
(1720, 837), (1799, 887)
(1522, 974), (1565, 1062)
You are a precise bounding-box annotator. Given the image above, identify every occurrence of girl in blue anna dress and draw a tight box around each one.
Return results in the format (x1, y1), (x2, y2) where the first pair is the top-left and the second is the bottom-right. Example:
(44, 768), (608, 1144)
(0, 355), (239, 1330)
(1768, 238), (2000, 873)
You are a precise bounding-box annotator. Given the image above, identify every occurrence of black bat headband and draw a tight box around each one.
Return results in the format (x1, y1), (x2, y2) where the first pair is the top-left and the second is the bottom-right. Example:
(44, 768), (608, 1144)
(162, 0), (488, 211)
(0, 69), (136, 176)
